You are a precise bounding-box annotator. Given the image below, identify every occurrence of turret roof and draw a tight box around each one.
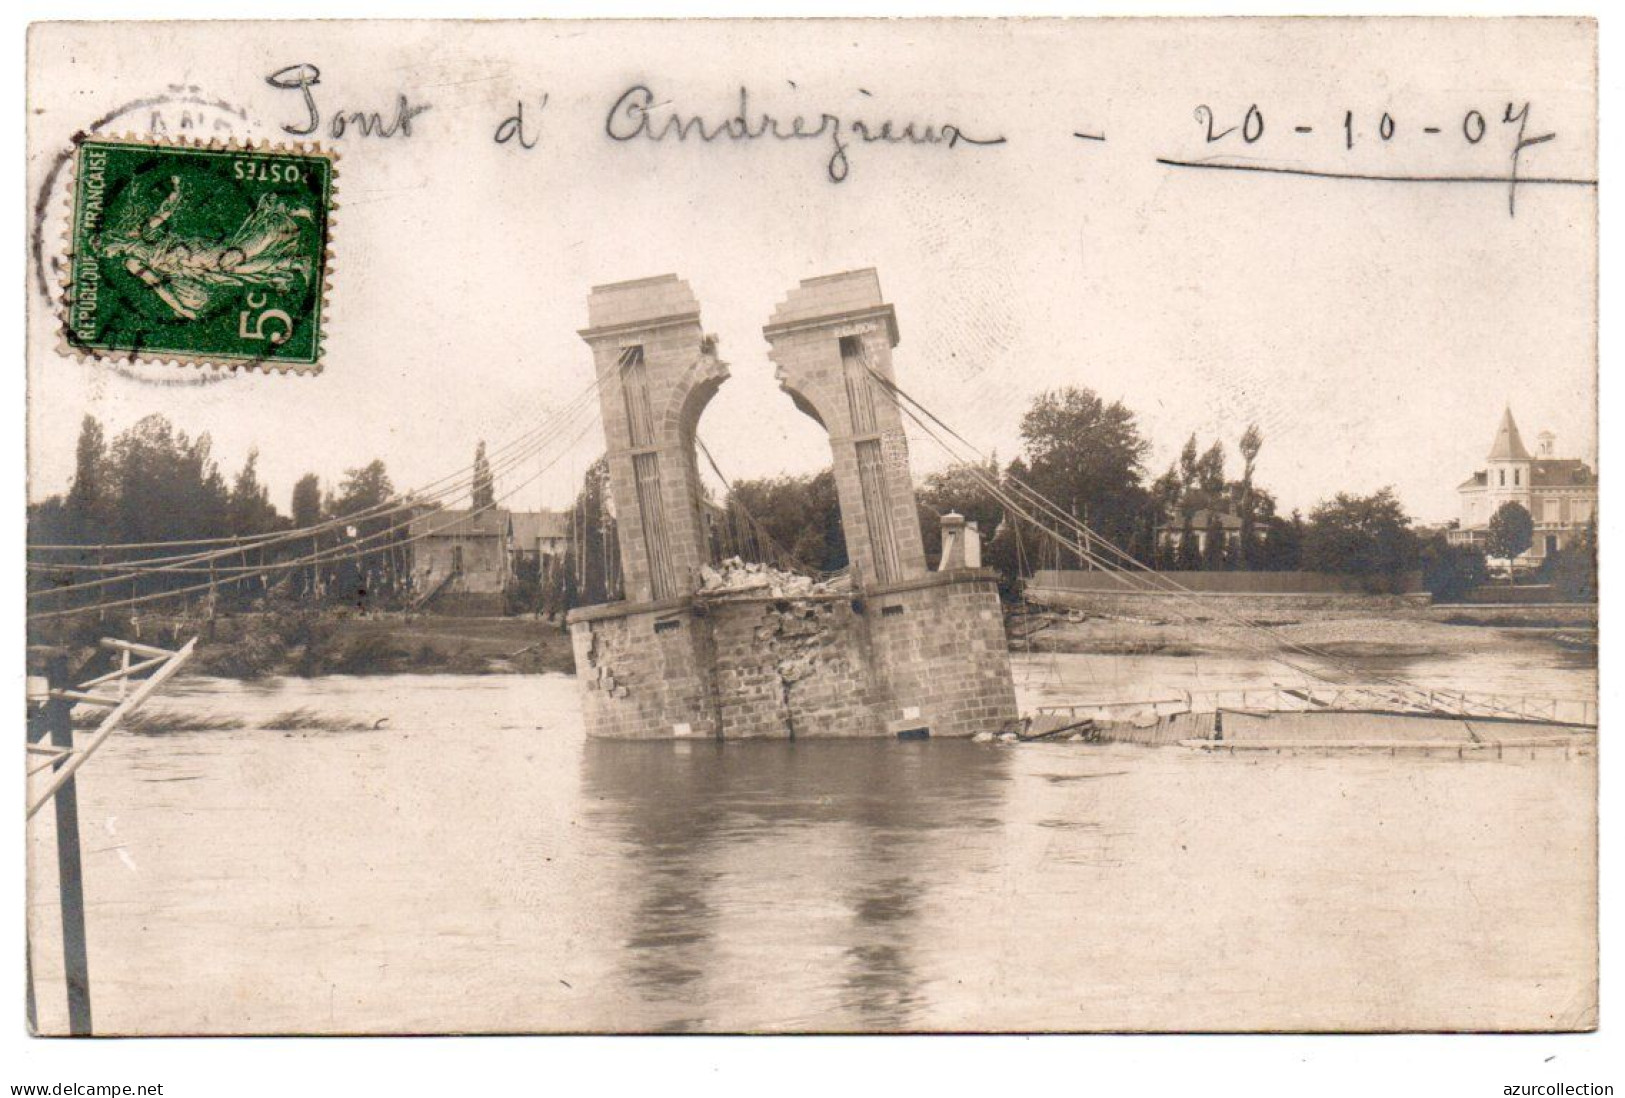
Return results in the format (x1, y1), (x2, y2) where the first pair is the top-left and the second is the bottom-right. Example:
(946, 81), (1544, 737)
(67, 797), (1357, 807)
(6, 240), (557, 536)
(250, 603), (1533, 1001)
(1487, 406), (1531, 461)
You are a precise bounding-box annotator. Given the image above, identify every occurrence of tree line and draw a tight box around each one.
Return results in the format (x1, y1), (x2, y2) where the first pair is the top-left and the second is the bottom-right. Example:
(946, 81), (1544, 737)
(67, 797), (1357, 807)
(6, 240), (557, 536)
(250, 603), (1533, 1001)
(30, 413), (423, 618)
(707, 386), (1594, 602)
(28, 413), (630, 625)
(32, 393), (1597, 629)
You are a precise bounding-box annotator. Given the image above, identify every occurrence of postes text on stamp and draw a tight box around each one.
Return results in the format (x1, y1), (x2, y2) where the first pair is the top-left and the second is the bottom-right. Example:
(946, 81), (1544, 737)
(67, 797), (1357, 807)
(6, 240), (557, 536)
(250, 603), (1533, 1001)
(64, 137), (335, 373)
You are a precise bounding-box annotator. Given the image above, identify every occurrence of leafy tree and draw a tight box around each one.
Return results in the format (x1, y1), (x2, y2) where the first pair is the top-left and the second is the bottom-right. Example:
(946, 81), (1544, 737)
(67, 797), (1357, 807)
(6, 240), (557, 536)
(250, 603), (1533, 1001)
(284, 473), (325, 600)
(1239, 423), (1263, 479)
(1149, 465), (1183, 518)
(29, 413), (417, 615)
(1201, 511), (1226, 570)
(1486, 501), (1535, 564)
(1301, 487), (1418, 590)
(1418, 534), (1488, 602)
(1244, 485), (1279, 526)
(1126, 510), (1158, 567)
(26, 414), (232, 609)
(554, 456), (622, 608)
(471, 440), (495, 510)
(64, 415), (110, 543)
(1175, 513), (1201, 570)
(1149, 426), (1273, 572)
(727, 469), (847, 575)
(1177, 434), (1199, 493)
(331, 459), (394, 519)
(291, 473), (323, 529)
(1539, 518), (1597, 602)
(978, 518), (1028, 601)
(108, 414), (229, 546)
(1196, 440), (1226, 498)
(917, 459), (1004, 564)
(327, 459), (398, 608)
(228, 448), (281, 538)
(1152, 530), (1175, 571)
(1014, 386), (1151, 553)
(1261, 511), (1304, 571)
(506, 552), (543, 616)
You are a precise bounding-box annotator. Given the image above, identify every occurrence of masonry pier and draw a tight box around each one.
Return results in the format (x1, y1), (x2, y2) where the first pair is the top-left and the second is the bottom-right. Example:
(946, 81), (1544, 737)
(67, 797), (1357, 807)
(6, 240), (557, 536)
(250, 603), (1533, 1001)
(568, 270), (1018, 740)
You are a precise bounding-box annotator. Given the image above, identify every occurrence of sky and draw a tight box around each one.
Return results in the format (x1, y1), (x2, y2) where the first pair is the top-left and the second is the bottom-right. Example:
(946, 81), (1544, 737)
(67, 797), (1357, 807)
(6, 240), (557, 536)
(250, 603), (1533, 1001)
(26, 19), (1597, 528)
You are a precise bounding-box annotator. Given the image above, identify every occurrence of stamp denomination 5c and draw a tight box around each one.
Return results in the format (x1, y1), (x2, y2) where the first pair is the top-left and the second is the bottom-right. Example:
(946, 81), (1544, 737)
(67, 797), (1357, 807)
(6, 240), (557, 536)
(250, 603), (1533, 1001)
(64, 137), (335, 373)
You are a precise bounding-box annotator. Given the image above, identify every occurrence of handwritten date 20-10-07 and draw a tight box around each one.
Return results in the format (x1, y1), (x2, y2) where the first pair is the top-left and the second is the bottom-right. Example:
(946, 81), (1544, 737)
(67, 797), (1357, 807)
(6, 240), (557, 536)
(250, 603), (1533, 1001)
(1176, 101), (1577, 215)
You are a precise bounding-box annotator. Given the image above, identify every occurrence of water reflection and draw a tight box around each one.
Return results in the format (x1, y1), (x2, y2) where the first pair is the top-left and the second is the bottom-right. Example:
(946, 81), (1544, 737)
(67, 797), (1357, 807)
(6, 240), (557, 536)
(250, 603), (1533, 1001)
(581, 739), (1010, 1030)
(28, 668), (1595, 1034)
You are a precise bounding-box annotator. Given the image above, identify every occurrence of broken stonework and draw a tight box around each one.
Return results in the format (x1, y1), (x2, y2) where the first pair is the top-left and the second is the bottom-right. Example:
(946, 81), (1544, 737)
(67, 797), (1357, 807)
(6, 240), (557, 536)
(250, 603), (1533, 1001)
(567, 271), (1017, 740)
(697, 557), (850, 600)
(572, 568), (1017, 740)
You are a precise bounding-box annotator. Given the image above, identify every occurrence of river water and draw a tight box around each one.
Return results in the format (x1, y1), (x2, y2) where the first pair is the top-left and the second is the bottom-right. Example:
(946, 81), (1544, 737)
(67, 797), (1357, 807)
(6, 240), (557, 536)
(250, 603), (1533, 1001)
(27, 649), (1596, 1034)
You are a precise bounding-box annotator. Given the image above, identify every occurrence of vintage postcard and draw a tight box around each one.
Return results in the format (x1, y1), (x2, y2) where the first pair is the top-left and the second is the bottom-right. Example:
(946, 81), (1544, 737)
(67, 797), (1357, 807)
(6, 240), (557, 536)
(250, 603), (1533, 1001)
(23, 18), (1597, 1039)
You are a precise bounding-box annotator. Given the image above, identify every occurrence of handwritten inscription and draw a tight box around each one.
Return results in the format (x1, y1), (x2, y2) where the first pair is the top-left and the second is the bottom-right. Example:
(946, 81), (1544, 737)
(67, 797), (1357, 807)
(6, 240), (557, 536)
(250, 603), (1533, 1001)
(1192, 101), (1552, 154)
(1185, 101), (1566, 214)
(267, 64), (431, 140)
(494, 96), (550, 150)
(248, 63), (1587, 217)
(604, 85), (1007, 183)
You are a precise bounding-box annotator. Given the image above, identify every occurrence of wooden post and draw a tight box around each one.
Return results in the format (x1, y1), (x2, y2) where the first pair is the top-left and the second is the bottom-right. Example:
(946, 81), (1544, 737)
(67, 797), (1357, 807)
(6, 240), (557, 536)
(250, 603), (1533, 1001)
(30, 652), (93, 1035)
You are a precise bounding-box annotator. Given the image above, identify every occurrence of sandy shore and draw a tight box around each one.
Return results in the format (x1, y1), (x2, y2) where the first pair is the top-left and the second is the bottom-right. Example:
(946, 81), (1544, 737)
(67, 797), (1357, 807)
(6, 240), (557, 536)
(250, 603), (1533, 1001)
(1010, 607), (1595, 662)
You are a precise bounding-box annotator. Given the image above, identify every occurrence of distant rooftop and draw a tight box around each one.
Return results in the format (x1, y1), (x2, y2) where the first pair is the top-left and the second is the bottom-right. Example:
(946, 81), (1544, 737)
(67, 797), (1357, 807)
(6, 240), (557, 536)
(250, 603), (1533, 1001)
(407, 507), (508, 539)
(1156, 508), (1244, 531)
(1486, 406), (1531, 461)
(511, 509), (568, 544)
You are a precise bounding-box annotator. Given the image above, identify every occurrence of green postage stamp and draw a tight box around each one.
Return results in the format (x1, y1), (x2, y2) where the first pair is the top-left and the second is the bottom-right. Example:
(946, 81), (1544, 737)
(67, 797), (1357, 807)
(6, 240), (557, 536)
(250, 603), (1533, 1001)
(63, 137), (335, 373)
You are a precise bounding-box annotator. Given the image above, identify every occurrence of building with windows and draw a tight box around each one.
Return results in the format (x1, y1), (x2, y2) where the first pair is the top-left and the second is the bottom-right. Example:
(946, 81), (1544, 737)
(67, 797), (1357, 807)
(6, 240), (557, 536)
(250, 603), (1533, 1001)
(509, 510), (569, 565)
(1155, 507), (1248, 557)
(1451, 407), (1596, 562)
(407, 506), (512, 612)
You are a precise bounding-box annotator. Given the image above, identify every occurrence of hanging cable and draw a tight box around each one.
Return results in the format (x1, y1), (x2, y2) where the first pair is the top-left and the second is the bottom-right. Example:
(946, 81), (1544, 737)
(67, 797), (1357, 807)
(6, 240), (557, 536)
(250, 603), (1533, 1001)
(29, 351), (640, 622)
(692, 434), (819, 578)
(864, 365), (1520, 717)
(27, 370), (613, 598)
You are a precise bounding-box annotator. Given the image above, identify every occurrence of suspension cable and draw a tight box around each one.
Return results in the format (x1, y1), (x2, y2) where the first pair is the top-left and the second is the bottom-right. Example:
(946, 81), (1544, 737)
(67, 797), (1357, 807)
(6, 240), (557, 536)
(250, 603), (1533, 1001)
(27, 368), (615, 596)
(866, 367), (1505, 715)
(28, 354), (639, 621)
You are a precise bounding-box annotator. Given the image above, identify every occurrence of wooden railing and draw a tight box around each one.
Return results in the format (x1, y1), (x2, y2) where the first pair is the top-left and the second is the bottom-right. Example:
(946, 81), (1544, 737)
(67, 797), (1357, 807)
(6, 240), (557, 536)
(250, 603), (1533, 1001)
(26, 635), (197, 1036)
(1035, 687), (1596, 728)
(28, 637), (199, 819)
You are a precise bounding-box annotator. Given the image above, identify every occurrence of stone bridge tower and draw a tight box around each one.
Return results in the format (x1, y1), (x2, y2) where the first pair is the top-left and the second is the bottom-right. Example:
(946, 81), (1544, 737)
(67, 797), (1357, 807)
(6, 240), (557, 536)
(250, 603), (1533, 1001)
(579, 275), (728, 604)
(568, 271), (1018, 741)
(763, 270), (928, 592)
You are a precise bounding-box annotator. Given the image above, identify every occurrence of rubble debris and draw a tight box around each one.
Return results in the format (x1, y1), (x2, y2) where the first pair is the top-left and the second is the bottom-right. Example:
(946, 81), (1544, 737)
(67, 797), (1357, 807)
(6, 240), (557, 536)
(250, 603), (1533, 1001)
(696, 557), (849, 600)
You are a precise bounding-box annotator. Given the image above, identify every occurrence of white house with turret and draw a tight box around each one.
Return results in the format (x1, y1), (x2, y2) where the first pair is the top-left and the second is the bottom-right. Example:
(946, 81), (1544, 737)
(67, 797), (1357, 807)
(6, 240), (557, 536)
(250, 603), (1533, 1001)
(1451, 407), (1596, 562)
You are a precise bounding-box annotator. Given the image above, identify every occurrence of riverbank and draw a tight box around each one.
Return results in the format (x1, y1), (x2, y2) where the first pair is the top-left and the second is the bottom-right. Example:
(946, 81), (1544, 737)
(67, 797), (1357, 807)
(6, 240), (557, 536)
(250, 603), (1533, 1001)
(182, 612), (577, 678)
(1008, 605), (1596, 663)
(115, 597), (1595, 682)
